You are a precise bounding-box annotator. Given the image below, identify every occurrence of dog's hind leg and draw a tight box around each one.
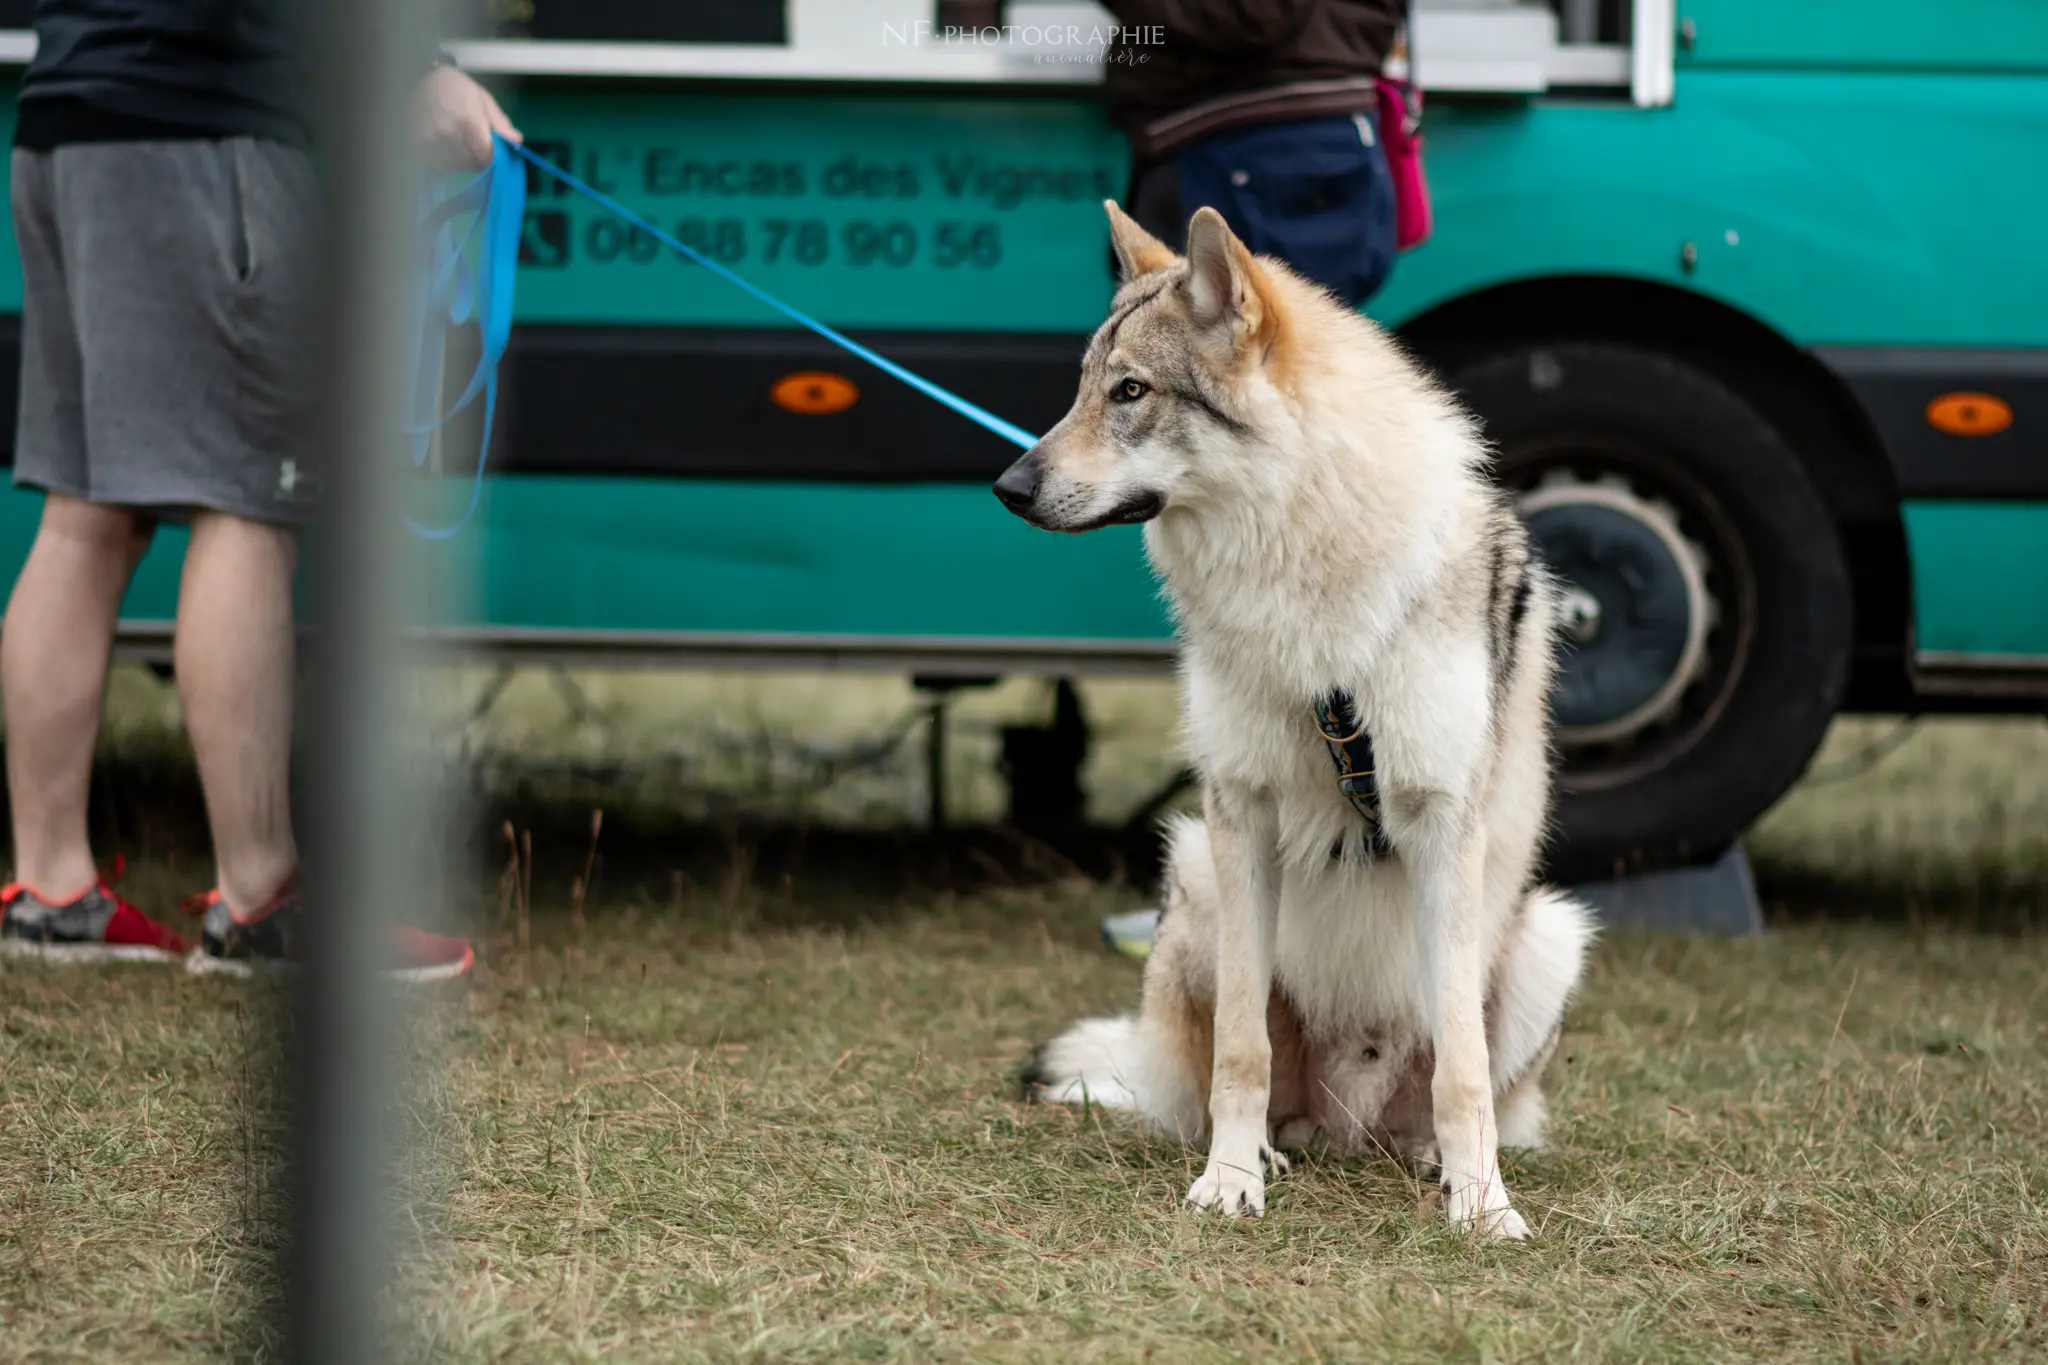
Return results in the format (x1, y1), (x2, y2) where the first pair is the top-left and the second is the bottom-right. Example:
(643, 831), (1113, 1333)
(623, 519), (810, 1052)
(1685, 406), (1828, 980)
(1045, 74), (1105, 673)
(1489, 888), (1598, 1149)
(1273, 1117), (1320, 1152)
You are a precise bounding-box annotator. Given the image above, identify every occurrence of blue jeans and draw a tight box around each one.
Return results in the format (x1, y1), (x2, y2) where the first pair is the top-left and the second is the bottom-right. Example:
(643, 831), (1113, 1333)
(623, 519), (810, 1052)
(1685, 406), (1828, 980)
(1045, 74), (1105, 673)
(1128, 112), (1398, 309)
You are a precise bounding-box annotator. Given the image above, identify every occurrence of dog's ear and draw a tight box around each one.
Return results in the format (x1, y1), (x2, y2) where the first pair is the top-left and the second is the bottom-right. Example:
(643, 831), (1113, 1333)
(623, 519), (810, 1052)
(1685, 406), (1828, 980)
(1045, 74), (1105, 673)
(1184, 207), (1283, 356)
(1104, 200), (1177, 282)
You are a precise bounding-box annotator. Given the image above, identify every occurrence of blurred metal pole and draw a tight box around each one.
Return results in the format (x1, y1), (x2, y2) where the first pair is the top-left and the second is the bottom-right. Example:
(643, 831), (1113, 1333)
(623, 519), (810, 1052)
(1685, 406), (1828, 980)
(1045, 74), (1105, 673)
(292, 0), (433, 1359)
(1562, 0), (1601, 45)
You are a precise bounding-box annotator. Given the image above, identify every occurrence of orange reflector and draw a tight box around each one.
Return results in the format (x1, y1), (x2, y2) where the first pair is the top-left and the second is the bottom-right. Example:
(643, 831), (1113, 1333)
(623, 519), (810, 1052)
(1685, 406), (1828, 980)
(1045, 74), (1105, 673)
(1925, 391), (2013, 437)
(772, 371), (859, 416)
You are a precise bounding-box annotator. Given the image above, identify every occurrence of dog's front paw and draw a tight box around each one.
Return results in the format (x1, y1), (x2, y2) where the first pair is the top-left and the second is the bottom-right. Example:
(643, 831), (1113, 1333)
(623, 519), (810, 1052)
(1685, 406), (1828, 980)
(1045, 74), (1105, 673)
(1443, 1178), (1530, 1240)
(1464, 1205), (1531, 1240)
(1184, 1161), (1266, 1217)
(1185, 1144), (1285, 1217)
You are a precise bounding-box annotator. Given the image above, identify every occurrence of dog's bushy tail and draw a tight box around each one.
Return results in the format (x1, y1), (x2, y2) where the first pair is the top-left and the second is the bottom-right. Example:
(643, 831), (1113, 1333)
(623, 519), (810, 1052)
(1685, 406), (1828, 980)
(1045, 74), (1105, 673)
(1020, 1014), (1208, 1141)
(1491, 885), (1600, 1147)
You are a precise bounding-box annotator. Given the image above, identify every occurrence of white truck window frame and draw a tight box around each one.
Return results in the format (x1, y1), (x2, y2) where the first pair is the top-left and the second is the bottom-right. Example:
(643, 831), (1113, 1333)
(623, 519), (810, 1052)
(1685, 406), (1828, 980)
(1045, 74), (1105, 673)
(0, 2), (1676, 105)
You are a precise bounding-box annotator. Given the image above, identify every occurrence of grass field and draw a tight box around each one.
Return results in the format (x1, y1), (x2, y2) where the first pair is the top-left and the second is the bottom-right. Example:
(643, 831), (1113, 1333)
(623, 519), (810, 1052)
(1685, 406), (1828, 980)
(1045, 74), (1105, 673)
(3, 667), (2046, 1362)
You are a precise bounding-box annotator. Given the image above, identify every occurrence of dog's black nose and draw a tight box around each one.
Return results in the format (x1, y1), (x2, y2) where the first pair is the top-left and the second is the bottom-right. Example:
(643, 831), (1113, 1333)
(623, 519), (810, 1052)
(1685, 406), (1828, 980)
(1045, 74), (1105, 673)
(992, 458), (1040, 512)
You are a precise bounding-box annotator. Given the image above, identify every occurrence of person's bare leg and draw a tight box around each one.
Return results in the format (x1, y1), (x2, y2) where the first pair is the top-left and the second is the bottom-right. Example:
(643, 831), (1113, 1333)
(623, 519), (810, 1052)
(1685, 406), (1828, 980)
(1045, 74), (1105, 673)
(176, 510), (298, 916)
(3, 493), (153, 896)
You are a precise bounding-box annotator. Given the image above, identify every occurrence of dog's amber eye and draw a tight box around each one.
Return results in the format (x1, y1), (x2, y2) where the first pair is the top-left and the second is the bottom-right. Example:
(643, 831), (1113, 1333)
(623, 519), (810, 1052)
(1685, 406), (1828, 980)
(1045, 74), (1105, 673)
(1112, 378), (1149, 403)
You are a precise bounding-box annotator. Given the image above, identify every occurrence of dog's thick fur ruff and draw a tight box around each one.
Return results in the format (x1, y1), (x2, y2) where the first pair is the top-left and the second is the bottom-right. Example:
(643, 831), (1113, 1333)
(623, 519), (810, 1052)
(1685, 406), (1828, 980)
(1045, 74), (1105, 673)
(1003, 203), (1597, 1238)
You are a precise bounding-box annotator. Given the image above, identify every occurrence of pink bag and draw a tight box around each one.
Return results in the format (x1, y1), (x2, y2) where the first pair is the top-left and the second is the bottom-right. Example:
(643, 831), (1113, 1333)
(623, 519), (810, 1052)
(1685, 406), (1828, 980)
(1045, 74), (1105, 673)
(1375, 75), (1432, 252)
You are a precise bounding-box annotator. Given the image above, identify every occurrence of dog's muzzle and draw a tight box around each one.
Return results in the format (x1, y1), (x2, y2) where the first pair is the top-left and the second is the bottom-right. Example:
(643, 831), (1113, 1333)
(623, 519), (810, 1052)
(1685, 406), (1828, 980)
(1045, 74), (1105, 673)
(994, 449), (1165, 531)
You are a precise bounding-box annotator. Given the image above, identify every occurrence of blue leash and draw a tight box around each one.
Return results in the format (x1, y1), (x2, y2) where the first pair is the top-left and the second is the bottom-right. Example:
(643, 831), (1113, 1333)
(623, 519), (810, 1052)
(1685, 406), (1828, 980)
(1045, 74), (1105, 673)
(405, 134), (1041, 538)
(404, 137), (524, 538)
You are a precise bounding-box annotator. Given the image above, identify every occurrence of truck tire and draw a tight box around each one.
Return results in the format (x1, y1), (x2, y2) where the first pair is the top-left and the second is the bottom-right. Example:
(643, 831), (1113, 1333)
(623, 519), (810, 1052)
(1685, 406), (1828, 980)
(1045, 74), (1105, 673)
(1442, 341), (1854, 881)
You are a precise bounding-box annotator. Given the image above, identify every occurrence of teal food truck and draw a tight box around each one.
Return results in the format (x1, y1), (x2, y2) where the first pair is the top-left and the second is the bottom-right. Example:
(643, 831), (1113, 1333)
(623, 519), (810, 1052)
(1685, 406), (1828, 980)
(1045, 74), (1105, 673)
(0, 0), (2042, 878)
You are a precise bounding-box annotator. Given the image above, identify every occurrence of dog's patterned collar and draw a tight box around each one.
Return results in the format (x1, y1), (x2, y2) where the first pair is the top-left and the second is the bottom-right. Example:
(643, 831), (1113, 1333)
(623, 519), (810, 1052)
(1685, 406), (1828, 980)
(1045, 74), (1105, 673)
(1315, 689), (1395, 859)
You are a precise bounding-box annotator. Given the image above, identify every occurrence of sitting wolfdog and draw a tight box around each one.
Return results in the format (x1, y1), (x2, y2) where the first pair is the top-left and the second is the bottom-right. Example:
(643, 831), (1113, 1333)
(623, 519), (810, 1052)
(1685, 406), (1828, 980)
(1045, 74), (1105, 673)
(995, 203), (1597, 1238)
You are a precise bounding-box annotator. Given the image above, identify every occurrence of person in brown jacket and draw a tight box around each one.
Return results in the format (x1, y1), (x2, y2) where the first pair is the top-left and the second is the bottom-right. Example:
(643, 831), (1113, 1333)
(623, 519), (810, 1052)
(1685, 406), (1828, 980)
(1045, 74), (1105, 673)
(1102, 0), (1407, 306)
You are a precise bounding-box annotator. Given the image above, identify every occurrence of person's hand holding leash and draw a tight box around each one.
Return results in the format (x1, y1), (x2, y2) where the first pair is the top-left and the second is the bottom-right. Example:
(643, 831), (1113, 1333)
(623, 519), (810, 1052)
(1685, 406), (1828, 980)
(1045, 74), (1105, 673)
(418, 61), (522, 169)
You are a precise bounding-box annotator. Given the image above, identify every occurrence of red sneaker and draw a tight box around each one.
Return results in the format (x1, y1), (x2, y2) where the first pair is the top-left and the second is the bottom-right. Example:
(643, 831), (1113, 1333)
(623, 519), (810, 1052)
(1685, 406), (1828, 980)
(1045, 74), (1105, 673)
(185, 876), (474, 983)
(1, 859), (185, 963)
(390, 925), (476, 984)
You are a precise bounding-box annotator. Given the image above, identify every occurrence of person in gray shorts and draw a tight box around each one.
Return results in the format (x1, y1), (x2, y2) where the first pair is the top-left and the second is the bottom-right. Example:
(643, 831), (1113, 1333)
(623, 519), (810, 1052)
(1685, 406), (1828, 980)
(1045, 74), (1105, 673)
(0, 1), (519, 977)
